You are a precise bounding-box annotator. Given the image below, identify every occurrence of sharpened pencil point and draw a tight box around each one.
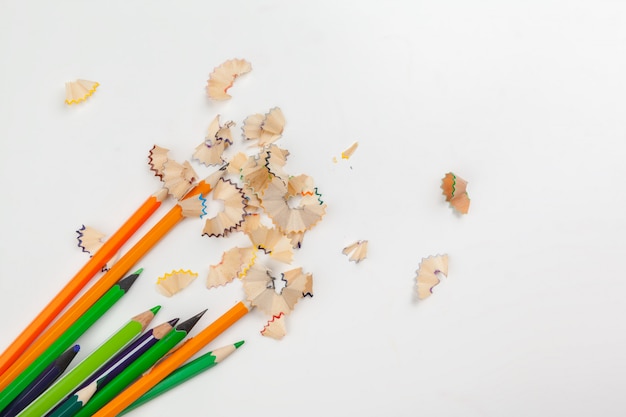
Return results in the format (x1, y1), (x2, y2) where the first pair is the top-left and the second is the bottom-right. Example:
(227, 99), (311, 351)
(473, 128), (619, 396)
(133, 267), (144, 275)
(167, 318), (180, 326)
(176, 309), (207, 333)
(117, 271), (142, 292)
(72, 345), (80, 353)
(149, 305), (162, 315)
(234, 340), (245, 349)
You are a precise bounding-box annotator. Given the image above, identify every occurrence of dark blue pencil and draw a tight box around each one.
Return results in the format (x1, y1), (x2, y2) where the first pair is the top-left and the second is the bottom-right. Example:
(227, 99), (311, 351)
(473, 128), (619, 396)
(0, 345), (80, 417)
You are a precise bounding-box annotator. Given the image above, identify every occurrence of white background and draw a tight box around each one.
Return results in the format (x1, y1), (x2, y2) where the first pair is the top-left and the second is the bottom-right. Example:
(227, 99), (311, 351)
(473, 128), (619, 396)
(1, 1), (626, 416)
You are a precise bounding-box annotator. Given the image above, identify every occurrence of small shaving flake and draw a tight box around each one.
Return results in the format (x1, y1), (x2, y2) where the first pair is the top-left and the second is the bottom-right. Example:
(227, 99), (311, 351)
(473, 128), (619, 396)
(201, 178), (247, 237)
(441, 172), (470, 214)
(65, 79), (99, 105)
(415, 254), (449, 299)
(341, 142), (359, 159)
(156, 269), (198, 297)
(342, 240), (368, 263)
(261, 313), (287, 340)
(76, 225), (119, 271)
(242, 107), (285, 146)
(206, 58), (252, 100)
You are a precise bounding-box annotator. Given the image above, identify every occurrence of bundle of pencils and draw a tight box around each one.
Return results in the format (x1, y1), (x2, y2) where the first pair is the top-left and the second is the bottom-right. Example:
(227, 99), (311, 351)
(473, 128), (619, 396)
(0, 170), (251, 415)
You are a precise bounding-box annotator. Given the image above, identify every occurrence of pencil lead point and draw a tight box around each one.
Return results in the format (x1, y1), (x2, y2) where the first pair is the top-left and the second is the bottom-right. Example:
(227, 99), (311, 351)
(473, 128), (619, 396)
(118, 271), (141, 292)
(234, 340), (245, 349)
(168, 318), (180, 326)
(150, 305), (162, 315)
(176, 309), (207, 333)
(73, 344), (81, 353)
(133, 267), (144, 275)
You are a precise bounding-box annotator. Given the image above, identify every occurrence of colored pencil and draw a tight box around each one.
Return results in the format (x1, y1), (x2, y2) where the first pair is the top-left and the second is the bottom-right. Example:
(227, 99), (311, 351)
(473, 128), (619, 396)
(0, 189), (167, 380)
(47, 318), (179, 417)
(17, 305), (160, 417)
(0, 271), (142, 413)
(73, 310), (207, 417)
(0, 345), (80, 417)
(119, 340), (244, 415)
(90, 301), (250, 417)
(0, 171), (223, 391)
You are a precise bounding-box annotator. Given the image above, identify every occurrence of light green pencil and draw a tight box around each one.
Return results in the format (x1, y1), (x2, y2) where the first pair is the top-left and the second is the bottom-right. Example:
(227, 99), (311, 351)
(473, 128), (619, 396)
(119, 340), (244, 415)
(16, 305), (160, 417)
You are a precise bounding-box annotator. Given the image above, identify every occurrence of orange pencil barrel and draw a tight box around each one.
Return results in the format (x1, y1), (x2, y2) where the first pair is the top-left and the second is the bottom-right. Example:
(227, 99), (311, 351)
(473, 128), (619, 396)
(0, 190), (165, 380)
(0, 180), (214, 390)
(92, 301), (250, 417)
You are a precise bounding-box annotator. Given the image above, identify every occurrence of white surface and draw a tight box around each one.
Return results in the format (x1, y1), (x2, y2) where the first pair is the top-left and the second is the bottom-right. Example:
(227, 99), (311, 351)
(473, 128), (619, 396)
(1, 1), (626, 416)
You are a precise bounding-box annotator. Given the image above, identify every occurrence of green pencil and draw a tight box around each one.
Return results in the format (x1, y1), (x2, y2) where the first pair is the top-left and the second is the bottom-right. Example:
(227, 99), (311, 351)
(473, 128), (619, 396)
(73, 310), (207, 417)
(119, 340), (244, 415)
(0, 270), (143, 413)
(17, 305), (160, 417)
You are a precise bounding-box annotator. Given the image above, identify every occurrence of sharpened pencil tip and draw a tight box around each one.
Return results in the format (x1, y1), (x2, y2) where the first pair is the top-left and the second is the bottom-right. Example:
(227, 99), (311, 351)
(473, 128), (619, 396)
(118, 270), (142, 292)
(133, 267), (144, 275)
(150, 305), (162, 315)
(234, 340), (245, 349)
(176, 309), (208, 333)
(73, 344), (81, 352)
(168, 318), (180, 326)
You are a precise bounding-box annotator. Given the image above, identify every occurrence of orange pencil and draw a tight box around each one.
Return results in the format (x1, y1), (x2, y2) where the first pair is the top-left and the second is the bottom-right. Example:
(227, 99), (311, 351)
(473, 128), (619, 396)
(0, 171), (223, 391)
(0, 188), (167, 379)
(91, 301), (251, 417)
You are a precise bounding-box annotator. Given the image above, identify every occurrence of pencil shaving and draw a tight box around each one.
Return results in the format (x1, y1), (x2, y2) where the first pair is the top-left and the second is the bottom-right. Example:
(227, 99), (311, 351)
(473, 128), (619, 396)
(201, 178), (247, 237)
(65, 79), (99, 105)
(242, 214), (294, 264)
(341, 141), (359, 159)
(441, 172), (470, 214)
(206, 246), (257, 289)
(242, 107), (285, 146)
(177, 194), (207, 218)
(76, 225), (119, 271)
(261, 313), (287, 340)
(415, 254), (449, 299)
(148, 145), (170, 179)
(192, 115), (235, 166)
(239, 145), (289, 196)
(242, 263), (312, 316)
(342, 240), (368, 263)
(156, 269), (198, 297)
(206, 58), (252, 100)
(162, 160), (198, 200)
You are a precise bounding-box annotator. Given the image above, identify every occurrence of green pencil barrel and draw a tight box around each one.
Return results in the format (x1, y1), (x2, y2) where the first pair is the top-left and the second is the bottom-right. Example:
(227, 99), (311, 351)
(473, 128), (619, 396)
(45, 393), (84, 417)
(18, 319), (145, 417)
(0, 284), (126, 413)
(119, 341), (244, 416)
(120, 351), (219, 414)
(73, 328), (189, 417)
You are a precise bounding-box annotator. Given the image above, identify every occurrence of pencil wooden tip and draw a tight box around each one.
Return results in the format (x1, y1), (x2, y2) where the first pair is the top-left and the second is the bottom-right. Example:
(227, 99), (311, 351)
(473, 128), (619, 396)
(234, 340), (245, 349)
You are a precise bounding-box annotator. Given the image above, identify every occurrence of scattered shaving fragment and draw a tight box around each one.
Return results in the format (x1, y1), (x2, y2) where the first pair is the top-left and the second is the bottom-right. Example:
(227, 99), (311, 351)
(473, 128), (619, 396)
(156, 269), (198, 297)
(202, 178), (247, 237)
(261, 313), (287, 340)
(242, 263), (312, 316)
(242, 107), (285, 146)
(342, 240), (368, 263)
(65, 79), (99, 105)
(441, 172), (470, 214)
(192, 115), (235, 166)
(206, 246), (257, 289)
(415, 254), (449, 299)
(261, 176), (327, 234)
(341, 142), (359, 159)
(206, 58), (252, 100)
(242, 214), (294, 264)
(177, 194), (207, 218)
(76, 225), (119, 270)
(238, 145), (289, 196)
(162, 160), (198, 200)
(148, 145), (170, 179)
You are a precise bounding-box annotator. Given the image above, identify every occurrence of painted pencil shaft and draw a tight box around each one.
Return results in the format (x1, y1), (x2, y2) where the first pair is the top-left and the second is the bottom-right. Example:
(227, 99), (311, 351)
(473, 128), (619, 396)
(91, 301), (250, 417)
(0, 272), (141, 414)
(46, 319), (178, 417)
(73, 311), (206, 417)
(17, 306), (160, 417)
(0, 179), (216, 392)
(119, 341), (244, 415)
(0, 191), (165, 382)
(0, 345), (80, 417)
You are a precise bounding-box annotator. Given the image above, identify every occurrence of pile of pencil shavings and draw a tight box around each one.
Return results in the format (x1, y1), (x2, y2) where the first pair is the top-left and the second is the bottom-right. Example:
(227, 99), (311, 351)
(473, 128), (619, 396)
(145, 59), (326, 340)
